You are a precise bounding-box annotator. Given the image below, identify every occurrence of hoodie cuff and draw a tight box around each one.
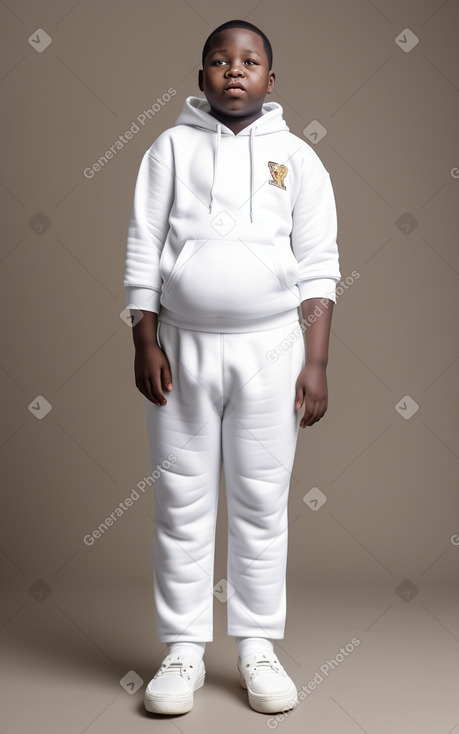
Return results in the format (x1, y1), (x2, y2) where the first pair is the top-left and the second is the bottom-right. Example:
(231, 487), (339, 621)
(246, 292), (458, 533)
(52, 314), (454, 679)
(125, 285), (161, 314)
(298, 278), (338, 304)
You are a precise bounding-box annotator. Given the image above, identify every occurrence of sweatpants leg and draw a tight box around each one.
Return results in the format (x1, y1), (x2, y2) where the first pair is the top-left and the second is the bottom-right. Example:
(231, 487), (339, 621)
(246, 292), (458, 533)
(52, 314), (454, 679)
(144, 321), (223, 642)
(222, 322), (305, 639)
(144, 318), (305, 643)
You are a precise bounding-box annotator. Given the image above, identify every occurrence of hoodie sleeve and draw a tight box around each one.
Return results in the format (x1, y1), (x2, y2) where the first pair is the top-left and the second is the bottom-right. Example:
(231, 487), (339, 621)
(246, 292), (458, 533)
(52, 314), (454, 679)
(290, 150), (341, 303)
(124, 144), (174, 313)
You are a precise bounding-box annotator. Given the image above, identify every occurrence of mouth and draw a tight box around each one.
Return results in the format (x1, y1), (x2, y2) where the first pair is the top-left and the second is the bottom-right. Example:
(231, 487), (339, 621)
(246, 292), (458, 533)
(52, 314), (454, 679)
(224, 83), (246, 95)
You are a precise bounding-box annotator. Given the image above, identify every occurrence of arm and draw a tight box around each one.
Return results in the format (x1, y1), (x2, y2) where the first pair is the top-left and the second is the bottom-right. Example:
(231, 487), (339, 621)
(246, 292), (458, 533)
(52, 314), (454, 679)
(290, 150), (341, 428)
(124, 146), (174, 313)
(124, 140), (175, 405)
(294, 298), (334, 428)
(130, 310), (173, 406)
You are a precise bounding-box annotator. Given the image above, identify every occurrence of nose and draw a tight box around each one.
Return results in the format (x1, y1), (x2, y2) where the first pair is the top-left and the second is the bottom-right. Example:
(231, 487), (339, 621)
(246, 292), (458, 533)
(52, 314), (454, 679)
(226, 63), (244, 77)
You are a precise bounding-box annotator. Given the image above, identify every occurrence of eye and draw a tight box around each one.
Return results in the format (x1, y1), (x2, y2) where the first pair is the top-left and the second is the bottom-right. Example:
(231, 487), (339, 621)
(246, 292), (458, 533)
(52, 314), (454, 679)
(213, 58), (257, 66)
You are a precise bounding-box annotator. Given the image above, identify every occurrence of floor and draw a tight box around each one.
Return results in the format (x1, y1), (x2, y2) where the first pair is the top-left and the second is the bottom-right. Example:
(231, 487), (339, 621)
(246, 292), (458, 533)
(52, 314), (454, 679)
(1, 580), (458, 733)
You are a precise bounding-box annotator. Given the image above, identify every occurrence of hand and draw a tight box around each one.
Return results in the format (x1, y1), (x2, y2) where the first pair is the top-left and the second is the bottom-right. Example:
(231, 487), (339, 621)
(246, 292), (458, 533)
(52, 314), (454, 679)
(134, 342), (173, 406)
(294, 363), (328, 428)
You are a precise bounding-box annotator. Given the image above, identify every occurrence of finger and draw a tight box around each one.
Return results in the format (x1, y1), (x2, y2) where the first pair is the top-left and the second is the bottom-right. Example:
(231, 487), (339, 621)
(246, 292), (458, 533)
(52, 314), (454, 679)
(305, 398), (327, 427)
(300, 405), (311, 427)
(136, 375), (151, 403)
(144, 375), (163, 406)
(294, 389), (304, 410)
(162, 365), (173, 391)
(300, 395), (316, 427)
(302, 394), (324, 427)
(154, 375), (168, 405)
(141, 371), (167, 406)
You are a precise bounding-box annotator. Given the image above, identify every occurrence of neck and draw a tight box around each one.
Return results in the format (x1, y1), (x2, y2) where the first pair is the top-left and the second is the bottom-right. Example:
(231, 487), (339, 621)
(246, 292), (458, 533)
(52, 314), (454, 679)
(208, 108), (263, 135)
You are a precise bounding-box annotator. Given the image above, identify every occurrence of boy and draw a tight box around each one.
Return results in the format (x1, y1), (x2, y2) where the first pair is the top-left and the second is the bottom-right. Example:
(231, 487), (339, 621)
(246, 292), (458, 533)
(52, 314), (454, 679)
(124, 19), (340, 715)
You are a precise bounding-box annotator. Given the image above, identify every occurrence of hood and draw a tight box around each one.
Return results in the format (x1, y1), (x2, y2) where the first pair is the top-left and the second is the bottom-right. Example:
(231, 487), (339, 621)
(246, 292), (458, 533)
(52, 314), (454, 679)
(174, 96), (289, 223)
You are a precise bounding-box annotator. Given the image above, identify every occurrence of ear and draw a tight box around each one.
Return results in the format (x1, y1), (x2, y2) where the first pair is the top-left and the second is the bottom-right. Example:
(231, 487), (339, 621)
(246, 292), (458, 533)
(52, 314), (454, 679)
(198, 69), (204, 91)
(267, 71), (275, 94)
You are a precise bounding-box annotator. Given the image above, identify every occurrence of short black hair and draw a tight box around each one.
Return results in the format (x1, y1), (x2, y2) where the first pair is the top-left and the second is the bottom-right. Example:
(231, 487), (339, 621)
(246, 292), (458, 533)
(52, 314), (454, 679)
(201, 20), (273, 70)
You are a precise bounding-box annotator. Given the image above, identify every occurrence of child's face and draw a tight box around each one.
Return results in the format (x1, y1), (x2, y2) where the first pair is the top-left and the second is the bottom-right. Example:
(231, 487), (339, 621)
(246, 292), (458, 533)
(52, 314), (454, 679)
(198, 28), (275, 123)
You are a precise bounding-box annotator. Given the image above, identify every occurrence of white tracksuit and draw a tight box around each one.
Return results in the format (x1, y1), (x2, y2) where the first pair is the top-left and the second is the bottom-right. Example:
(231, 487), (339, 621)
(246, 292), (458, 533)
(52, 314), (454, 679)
(124, 96), (341, 641)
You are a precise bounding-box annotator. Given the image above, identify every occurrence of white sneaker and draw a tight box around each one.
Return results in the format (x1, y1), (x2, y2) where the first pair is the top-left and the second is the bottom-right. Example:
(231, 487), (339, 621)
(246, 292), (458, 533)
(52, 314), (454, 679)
(144, 653), (205, 714)
(237, 652), (298, 714)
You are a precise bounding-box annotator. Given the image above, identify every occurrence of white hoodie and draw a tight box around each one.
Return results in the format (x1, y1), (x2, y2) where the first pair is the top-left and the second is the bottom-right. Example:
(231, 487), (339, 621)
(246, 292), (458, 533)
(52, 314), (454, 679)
(124, 96), (341, 333)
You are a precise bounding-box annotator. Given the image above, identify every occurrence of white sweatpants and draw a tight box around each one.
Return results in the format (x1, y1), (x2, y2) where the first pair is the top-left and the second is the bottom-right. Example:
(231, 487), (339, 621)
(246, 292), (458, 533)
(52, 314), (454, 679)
(144, 317), (305, 642)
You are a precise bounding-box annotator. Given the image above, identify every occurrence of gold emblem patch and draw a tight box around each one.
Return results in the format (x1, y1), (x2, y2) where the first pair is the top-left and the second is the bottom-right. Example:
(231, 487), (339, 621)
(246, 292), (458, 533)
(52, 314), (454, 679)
(268, 161), (288, 190)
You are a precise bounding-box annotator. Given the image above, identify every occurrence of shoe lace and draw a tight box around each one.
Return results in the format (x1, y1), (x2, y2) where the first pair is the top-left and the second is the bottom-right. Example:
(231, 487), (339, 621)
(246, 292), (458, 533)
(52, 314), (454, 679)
(245, 653), (282, 677)
(158, 655), (196, 679)
(254, 658), (277, 671)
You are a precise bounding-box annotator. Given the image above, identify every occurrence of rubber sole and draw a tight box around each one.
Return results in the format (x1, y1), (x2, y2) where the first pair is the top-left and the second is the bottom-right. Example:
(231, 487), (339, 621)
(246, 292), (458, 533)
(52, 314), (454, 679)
(144, 670), (205, 715)
(238, 670), (298, 714)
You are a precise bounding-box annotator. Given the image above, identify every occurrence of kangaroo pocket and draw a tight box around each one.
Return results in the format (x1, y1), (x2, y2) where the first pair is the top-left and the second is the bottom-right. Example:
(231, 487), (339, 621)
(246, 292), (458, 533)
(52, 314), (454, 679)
(161, 238), (299, 321)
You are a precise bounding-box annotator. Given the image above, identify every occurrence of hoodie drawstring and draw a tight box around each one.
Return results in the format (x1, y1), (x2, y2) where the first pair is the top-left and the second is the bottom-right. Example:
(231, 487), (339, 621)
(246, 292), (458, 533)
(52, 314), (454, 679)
(208, 122), (257, 223)
(209, 123), (221, 215)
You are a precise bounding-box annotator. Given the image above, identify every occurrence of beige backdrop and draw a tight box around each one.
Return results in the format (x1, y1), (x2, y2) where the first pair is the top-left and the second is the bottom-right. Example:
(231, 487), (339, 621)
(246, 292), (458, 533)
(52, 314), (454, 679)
(1, 1), (458, 732)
